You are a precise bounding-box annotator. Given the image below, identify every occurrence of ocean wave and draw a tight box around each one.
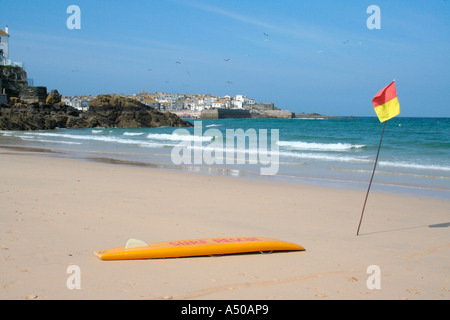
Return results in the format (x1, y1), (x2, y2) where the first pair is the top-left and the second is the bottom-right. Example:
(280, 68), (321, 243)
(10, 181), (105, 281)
(123, 132), (145, 136)
(16, 135), (82, 145)
(279, 151), (370, 163)
(277, 140), (365, 151)
(379, 161), (450, 172)
(146, 133), (213, 142)
(185, 144), (369, 164)
(21, 132), (145, 146)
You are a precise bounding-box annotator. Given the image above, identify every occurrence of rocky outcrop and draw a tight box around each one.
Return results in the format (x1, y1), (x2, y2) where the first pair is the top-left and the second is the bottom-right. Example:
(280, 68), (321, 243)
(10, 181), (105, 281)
(0, 103), (82, 130)
(293, 112), (342, 119)
(250, 109), (293, 119)
(0, 94), (193, 130)
(19, 86), (47, 103)
(84, 94), (193, 128)
(46, 89), (62, 104)
(0, 65), (28, 98)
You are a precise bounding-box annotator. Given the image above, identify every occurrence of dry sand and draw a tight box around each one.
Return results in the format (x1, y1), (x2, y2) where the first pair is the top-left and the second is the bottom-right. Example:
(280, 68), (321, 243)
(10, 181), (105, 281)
(0, 147), (449, 300)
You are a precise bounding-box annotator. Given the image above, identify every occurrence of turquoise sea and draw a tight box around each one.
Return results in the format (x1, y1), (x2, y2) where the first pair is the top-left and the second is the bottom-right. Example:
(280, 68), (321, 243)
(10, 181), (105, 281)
(1, 117), (449, 199)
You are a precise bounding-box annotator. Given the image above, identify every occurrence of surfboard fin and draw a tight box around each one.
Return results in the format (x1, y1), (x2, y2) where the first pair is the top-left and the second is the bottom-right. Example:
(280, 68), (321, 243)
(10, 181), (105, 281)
(125, 239), (148, 249)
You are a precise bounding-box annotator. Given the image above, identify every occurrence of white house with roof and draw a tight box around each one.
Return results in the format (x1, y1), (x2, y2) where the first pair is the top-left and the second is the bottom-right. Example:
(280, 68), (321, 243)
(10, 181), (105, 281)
(0, 25), (22, 67)
(0, 25), (10, 65)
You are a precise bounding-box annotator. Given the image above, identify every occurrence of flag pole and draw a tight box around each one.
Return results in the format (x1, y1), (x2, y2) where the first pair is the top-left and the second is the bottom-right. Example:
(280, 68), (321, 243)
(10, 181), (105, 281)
(357, 121), (387, 236)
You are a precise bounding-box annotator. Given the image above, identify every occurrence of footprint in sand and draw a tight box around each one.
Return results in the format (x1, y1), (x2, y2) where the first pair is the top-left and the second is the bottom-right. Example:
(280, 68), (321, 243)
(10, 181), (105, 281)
(406, 289), (420, 295)
(4, 281), (18, 289)
(17, 266), (30, 272)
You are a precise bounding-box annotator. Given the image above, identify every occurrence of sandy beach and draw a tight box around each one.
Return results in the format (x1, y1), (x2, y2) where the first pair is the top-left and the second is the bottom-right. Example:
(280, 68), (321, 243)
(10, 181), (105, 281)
(0, 146), (449, 300)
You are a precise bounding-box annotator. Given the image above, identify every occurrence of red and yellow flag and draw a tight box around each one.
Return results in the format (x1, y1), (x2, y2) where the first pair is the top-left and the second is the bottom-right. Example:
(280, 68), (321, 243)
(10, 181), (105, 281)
(372, 81), (400, 122)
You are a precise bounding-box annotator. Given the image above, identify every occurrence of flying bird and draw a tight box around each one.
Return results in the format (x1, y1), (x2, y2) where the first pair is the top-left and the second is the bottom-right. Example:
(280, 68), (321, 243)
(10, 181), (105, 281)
(176, 61), (181, 64)
(264, 33), (269, 37)
(224, 58), (230, 62)
(342, 40), (349, 44)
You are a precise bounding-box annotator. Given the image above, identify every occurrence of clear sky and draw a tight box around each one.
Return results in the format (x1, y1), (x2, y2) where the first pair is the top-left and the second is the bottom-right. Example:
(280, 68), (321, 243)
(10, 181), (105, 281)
(1, 0), (449, 117)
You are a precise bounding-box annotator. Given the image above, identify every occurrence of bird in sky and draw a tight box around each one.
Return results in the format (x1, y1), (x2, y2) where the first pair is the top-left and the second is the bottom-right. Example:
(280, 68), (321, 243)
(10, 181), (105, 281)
(264, 33), (269, 37)
(342, 40), (349, 44)
(224, 58), (230, 62)
(176, 61), (181, 64)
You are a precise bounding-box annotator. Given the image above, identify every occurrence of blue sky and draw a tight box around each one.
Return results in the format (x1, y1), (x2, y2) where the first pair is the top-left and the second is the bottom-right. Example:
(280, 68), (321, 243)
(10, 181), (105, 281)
(1, 0), (449, 117)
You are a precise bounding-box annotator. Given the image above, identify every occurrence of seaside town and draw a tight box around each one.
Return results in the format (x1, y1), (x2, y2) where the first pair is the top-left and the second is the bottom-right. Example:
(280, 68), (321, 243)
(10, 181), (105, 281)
(1, 24), (275, 116)
(62, 91), (259, 112)
(61, 92), (304, 119)
(1, 24), (326, 120)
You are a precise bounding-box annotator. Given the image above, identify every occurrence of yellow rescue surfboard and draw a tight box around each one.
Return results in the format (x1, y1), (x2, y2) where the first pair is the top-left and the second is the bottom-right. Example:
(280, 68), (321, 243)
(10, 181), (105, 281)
(94, 237), (305, 260)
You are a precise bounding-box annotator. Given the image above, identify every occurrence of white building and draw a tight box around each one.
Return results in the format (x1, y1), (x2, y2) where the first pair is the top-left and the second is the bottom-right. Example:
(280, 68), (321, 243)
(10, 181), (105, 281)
(0, 26), (10, 66)
(62, 96), (90, 111)
(0, 25), (23, 67)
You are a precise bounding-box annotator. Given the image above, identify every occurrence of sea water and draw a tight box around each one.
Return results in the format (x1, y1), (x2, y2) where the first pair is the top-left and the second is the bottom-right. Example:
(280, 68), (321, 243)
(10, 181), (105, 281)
(1, 117), (449, 199)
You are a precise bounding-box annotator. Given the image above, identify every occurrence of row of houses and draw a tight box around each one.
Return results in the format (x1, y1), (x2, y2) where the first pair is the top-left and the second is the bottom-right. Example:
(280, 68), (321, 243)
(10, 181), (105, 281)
(130, 91), (256, 111)
(61, 96), (91, 111)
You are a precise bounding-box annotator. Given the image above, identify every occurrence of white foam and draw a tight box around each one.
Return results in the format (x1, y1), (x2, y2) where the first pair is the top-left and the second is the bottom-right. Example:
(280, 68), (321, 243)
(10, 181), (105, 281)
(146, 133), (213, 142)
(279, 151), (370, 163)
(123, 132), (145, 136)
(21, 132), (142, 145)
(277, 140), (365, 151)
(379, 161), (450, 172)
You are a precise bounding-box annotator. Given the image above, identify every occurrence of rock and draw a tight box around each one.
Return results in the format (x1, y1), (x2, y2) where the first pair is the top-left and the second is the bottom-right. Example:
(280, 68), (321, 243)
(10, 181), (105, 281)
(83, 95), (193, 128)
(46, 89), (62, 104)
(0, 94), (193, 130)
(0, 66), (28, 98)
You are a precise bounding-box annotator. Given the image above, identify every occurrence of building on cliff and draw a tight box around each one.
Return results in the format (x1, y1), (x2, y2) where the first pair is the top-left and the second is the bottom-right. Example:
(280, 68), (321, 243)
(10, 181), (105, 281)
(0, 25), (23, 67)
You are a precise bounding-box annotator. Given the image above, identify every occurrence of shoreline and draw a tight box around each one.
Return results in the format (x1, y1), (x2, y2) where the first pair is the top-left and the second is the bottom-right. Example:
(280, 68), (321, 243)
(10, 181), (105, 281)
(0, 140), (448, 201)
(1, 146), (449, 300)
